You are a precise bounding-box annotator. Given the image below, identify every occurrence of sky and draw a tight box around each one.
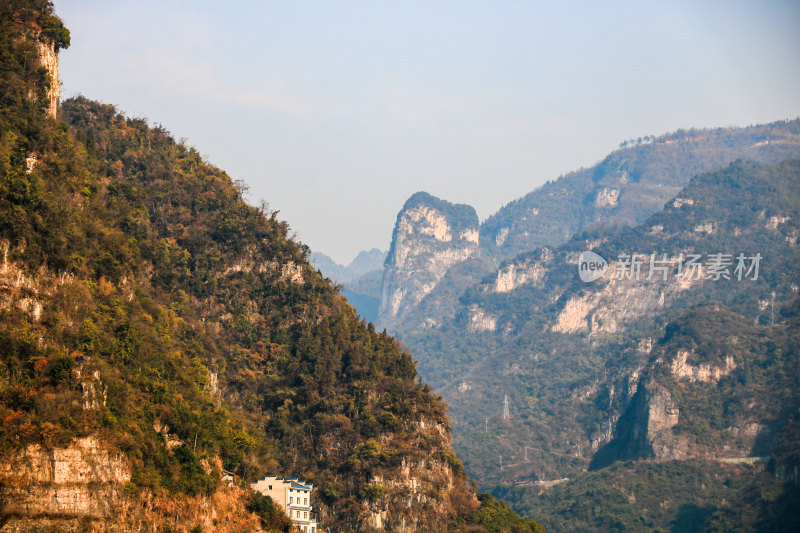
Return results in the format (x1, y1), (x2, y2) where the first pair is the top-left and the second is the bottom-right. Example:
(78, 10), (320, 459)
(54, 1), (800, 264)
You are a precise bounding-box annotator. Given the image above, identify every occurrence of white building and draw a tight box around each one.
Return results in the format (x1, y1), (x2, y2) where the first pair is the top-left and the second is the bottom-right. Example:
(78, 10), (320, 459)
(251, 475), (319, 533)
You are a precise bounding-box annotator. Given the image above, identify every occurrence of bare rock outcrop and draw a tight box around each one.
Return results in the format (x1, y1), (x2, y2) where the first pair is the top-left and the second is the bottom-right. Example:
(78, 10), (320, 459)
(591, 378), (688, 469)
(35, 38), (60, 119)
(379, 192), (480, 329)
(0, 437), (131, 522)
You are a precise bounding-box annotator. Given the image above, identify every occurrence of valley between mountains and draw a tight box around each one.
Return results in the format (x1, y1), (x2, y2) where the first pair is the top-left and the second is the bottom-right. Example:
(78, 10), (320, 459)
(2, 1), (800, 531)
(327, 122), (800, 531)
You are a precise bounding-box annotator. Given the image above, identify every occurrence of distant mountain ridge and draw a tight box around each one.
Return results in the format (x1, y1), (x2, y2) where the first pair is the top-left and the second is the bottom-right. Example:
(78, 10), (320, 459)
(482, 121), (800, 258)
(371, 120), (800, 529)
(311, 249), (387, 323)
(378, 118), (800, 338)
(310, 248), (386, 284)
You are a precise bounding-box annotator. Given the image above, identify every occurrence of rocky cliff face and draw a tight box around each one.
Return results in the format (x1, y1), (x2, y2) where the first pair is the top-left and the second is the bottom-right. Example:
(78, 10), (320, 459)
(591, 303), (791, 471)
(0, 240), (73, 324)
(379, 192), (480, 329)
(0, 438), (264, 532)
(389, 160), (800, 492)
(632, 380), (683, 459)
(0, 436), (130, 521)
(35, 37), (59, 119)
(359, 419), (477, 532)
(13, 22), (63, 119)
(590, 378), (686, 468)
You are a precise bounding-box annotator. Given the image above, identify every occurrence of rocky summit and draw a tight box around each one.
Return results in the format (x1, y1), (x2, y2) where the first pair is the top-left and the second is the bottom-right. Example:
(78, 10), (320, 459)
(379, 192), (481, 330)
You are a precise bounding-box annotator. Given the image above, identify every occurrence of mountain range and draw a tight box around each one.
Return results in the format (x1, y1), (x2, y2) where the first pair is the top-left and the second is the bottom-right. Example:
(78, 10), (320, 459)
(10, 1), (797, 530)
(351, 120), (800, 530)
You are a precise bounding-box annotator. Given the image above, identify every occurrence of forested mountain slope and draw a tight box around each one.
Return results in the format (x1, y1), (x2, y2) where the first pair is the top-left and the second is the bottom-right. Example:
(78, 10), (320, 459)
(407, 159), (800, 529)
(413, 159), (800, 483)
(490, 298), (800, 532)
(0, 3), (542, 531)
(481, 122), (800, 258)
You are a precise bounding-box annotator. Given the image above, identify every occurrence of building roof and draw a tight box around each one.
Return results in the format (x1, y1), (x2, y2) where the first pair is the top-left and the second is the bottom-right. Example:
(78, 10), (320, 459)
(252, 475), (313, 490)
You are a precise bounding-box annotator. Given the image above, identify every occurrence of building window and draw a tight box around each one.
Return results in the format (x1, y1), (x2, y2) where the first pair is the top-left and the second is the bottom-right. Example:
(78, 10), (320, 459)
(268, 485), (272, 490)
(304, 497), (308, 505)
(289, 496), (293, 504)
(304, 511), (308, 519)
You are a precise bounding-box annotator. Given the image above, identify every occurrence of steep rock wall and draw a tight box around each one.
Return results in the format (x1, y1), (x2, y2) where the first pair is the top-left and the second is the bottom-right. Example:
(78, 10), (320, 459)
(379, 193), (480, 329)
(36, 38), (59, 119)
(590, 378), (687, 469)
(0, 438), (265, 532)
(0, 437), (130, 522)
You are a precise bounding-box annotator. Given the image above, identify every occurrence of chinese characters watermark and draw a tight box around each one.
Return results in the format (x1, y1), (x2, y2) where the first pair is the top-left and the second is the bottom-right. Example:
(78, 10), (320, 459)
(579, 251), (762, 283)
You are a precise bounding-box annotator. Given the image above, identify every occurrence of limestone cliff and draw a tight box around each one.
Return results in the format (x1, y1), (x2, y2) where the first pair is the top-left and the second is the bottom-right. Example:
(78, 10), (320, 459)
(590, 378), (686, 468)
(34, 37), (59, 119)
(0, 436), (130, 521)
(358, 419), (477, 532)
(590, 304), (789, 470)
(0, 438), (264, 532)
(379, 192), (480, 329)
(5, 4), (68, 120)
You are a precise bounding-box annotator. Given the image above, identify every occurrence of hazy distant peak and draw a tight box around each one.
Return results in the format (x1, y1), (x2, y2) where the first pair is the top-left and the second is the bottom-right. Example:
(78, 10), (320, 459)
(310, 248), (387, 283)
(348, 248), (387, 272)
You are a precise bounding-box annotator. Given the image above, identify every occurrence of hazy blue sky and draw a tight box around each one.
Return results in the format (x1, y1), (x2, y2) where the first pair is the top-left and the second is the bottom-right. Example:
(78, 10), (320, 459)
(55, 1), (800, 264)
